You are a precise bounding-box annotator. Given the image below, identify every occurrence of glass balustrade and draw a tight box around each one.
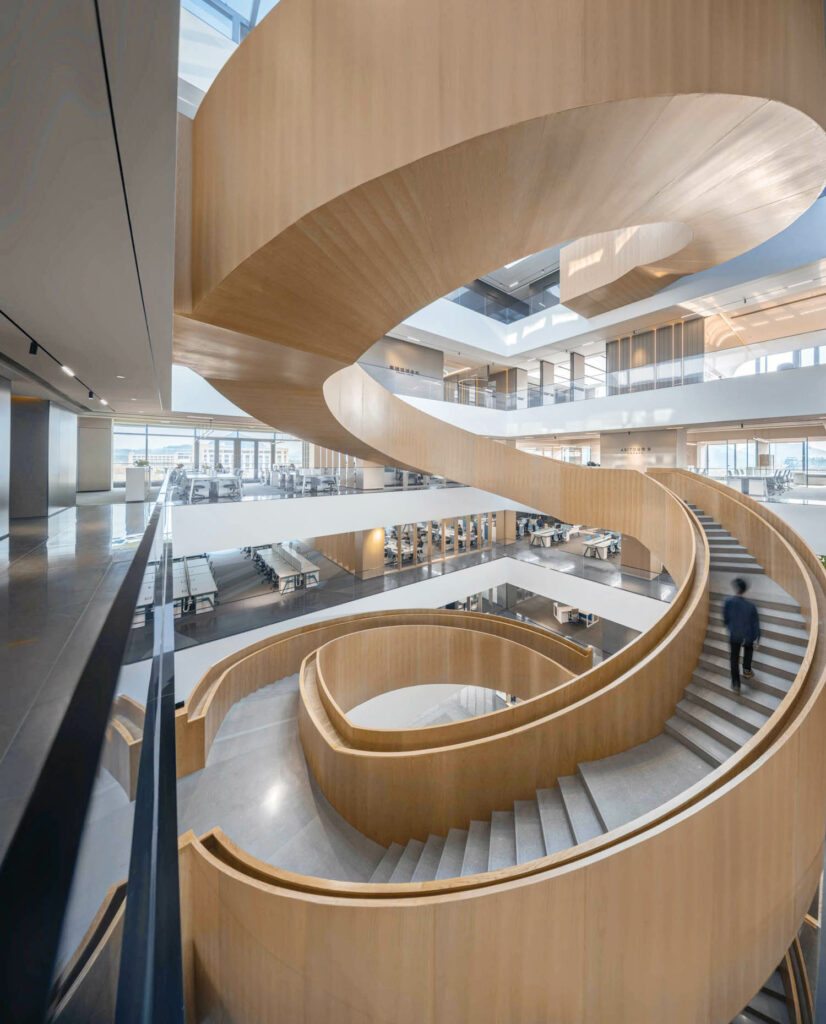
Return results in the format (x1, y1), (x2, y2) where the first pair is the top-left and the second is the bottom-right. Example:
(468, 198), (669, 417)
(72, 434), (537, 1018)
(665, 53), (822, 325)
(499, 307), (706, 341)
(360, 338), (826, 412)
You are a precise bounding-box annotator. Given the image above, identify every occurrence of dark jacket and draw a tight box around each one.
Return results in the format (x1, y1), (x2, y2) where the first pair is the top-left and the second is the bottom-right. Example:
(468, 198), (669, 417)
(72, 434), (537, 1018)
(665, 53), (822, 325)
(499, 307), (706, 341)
(723, 594), (761, 644)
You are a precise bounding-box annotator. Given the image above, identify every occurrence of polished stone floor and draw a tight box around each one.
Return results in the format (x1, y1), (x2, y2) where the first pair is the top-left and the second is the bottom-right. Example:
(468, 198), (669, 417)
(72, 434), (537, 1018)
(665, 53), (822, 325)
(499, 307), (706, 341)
(57, 672), (385, 971)
(0, 503), (151, 857)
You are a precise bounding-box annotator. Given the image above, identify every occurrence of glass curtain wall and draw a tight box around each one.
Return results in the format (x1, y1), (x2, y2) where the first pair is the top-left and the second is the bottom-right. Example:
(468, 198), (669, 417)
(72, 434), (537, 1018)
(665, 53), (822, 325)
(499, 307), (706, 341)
(112, 423), (298, 485)
(698, 439), (822, 485)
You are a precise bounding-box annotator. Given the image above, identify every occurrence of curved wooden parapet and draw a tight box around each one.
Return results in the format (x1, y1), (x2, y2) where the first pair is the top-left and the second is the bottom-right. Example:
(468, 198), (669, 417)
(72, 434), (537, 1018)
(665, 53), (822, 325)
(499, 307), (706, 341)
(558, 222), (694, 318)
(173, 609), (589, 777)
(101, 695), (144, 801)
(168, 1), (826, 1019)
(173, 481), (825, 1023)
(314, 624), (578, 751)
(48, 882), (125, 1023)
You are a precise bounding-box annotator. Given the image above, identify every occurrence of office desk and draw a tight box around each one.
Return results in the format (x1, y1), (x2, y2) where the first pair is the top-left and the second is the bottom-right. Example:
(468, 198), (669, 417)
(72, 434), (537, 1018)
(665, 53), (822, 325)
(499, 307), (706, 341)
(584, 537), (614, 559)
(530, 527), (560, 547)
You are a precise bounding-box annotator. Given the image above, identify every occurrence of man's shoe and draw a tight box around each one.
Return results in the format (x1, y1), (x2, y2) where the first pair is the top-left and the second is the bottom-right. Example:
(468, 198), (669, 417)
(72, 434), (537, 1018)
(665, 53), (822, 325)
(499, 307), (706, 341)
(743, 670), (754, 680)
(731, 683), (741, 692)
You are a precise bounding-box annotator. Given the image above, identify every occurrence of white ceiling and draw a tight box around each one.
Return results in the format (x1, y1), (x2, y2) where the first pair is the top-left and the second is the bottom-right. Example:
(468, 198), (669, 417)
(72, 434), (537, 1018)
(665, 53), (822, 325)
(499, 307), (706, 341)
(0, 0), (178, 415)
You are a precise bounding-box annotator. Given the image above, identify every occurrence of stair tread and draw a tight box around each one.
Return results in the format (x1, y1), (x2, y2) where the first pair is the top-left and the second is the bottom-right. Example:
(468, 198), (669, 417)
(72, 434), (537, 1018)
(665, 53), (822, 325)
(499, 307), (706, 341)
(676, 699), (754, 749)
(685, 682), (769, 732)
(699, 649), (794, 689)
(514, 800), (546, 863)
(762, 970), (786, 1000)
(703, 638), (800, 676)
(388, 839), (425, 883)
(710, 593), (801, 617)
(692, 670), (781, 714)
(665, 715), (731, 766)
(536, 788), (575, 854)
(706, 627), (805, 658)
(558, 774), (604, 844)
(709, 561), (764, 574)
(710, 620), (809, 645)
(747, 987), (791, 1023)
(370, 843), (405, 883)
(460, 820), (491, 876)
(488, 810), (517, 870)
(411, 834), (445, 882)
(434, 828), (468, 880)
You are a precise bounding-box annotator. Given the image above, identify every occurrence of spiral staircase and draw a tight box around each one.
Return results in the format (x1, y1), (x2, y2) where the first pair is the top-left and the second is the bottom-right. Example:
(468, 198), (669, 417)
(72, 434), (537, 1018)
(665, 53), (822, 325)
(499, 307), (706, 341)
(50, 1), (826, 1021)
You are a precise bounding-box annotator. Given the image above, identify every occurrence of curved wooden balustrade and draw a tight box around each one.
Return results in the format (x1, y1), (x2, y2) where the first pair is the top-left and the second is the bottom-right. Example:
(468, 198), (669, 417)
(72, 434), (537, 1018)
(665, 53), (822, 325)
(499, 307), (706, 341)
(314, 624), (578, 752)
(164, 1), (826, 1018)
(173, 609), (589, 777)
(177, 479), (826, 1023)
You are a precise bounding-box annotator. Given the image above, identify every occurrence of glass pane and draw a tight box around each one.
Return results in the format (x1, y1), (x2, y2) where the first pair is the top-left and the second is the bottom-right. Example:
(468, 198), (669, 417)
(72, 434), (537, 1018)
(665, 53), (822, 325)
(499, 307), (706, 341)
(147, 433), (194, 484)
(257, 442), (273, 480)
(218, 440), (235, 470)
(199, 440), (216, 470)
(113, 431), (146, 485)
(384, 527), (398, 569)
(239, 441), (257, 480)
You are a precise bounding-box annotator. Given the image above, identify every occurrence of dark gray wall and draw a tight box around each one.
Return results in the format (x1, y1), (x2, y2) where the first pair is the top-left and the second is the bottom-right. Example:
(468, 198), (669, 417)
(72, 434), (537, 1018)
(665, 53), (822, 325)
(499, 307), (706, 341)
(49, 404), (78, 514)
(10, 399), (77, 518)
(10, 399), (49, 518)
(0, 377), (9, 539)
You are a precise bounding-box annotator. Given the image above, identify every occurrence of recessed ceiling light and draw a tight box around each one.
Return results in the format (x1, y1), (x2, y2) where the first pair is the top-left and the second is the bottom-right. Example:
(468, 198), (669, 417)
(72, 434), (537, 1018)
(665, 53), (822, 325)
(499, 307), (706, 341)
(61, 365), (74, 377)
(116, 375), (125, 380)
(99, 398), (108, 406)
(131, 398), (136, 401)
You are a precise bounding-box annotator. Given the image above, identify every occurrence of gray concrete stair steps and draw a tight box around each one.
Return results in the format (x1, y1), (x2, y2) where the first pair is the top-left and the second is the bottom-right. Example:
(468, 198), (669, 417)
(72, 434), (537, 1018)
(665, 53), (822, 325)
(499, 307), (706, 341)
(411, 834), (446, 882)
(692, 667), (781, 714)
(723, 619), (807, 647)
(706, 624), (806, 657)
(388, 839), (425, 882)
(710, 593), (801, 617)
(703, 637), (800, 678)
(514, 800), (546, 863)
(700, 647), (798, 696)
(460, 821), (491, 876)
(434, 828), (468, 880)
(488, 811), (517, 870)
(709, 551), (760, 565)
(697, 653), (789, 700)
(363, 503), (803, 885)
(674, 699), (755, 751)
(665, 715), (731, 766)
(761, 971), (786, 1001)
(708, 560), (764, 575)
(536, 788), (576, 854)
(369, 842), (405, 883)
(745, 988), (791, 1024)
(684, 682), (770, 733)
(558, 774), (605, 844)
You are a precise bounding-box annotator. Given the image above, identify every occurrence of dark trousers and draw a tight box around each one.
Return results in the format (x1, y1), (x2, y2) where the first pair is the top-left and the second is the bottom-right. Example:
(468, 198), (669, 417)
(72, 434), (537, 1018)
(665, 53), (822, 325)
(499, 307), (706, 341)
(729, 639), (753, 687)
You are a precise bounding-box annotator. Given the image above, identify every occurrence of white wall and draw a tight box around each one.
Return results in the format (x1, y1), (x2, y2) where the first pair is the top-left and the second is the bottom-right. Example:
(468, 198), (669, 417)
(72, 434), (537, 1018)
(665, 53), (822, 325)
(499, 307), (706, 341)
(171, 486), (535, 557)
(77, 417), (112, 491)
(401, 364), (826, 439)
(599, 428), (687, 470)
(768, 503), (826, 557)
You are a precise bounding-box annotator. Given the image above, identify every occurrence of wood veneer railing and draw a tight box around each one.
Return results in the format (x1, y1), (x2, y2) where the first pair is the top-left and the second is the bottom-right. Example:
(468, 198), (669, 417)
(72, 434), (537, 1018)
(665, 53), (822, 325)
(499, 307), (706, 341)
(176, 479), (826, 1023)
(173, 609), (589, 776)
(314, 624), (578, 752)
